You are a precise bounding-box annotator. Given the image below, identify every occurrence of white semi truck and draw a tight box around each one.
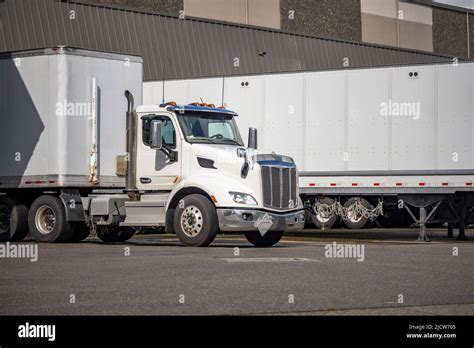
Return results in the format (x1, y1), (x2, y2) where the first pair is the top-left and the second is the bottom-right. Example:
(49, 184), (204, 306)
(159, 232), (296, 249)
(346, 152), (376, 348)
(0, 47), (305, 246)
(144, 61), (474, 240)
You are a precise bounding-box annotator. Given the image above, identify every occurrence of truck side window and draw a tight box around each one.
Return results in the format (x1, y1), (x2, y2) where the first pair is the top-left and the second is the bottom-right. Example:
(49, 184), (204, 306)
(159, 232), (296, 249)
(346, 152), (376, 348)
(142, 115), (176, 148)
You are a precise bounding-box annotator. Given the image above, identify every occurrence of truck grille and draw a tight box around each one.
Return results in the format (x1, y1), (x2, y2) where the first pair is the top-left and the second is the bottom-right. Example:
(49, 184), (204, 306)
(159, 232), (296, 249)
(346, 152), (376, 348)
(261, 165), (297, 210)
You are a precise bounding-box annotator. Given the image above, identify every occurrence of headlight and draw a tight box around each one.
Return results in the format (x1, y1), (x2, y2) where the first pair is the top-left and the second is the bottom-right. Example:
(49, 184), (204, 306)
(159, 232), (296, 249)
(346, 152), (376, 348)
(229, 192), (257, 205)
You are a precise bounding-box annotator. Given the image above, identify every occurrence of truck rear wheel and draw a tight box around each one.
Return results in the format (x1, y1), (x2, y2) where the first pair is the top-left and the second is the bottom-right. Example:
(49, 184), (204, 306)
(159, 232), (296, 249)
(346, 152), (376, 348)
(311, 197), (340, 229)
(174, 194), (218, 247)
(97, 226), (136, 243)
(0, 196), (29, 241)
(343, 197), (372, 229)
(244, 231), (284, 247)
(28, 195), (73, 242)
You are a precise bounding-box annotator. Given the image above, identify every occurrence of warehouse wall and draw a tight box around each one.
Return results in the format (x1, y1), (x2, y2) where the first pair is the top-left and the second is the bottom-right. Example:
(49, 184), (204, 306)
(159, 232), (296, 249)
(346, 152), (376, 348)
(87, 0), (473, 58)
(433, 7), (469, 58)
(184, 0), (280, 29)
(93, 0), (183, 14)
(280, 0), (362, 41)
(92, 0), (281, 28)
(361, 0), (434, 52)
(471, 13), (474, 59)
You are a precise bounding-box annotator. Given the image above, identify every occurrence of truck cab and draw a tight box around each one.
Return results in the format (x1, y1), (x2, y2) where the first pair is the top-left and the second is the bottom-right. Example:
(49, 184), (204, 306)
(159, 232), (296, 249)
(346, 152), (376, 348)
(118, 101), (305, 246)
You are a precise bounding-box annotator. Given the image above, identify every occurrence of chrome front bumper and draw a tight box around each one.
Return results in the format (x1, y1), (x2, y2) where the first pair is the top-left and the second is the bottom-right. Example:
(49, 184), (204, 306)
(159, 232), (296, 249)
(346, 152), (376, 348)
(217, 208), (305, 232)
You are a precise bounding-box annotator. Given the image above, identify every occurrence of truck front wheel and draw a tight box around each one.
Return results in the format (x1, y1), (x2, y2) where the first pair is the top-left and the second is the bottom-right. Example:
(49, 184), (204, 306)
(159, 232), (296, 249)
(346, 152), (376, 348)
(244, 231), (284, 247)
(174, 194), (218, 247)
(28, 195), (73, 242)
(0, 196), (29, 242)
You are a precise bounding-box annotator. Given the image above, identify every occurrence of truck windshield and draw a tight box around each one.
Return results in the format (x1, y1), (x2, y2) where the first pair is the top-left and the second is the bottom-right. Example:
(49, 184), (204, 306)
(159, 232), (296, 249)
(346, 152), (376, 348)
(177, 113), (244, 146)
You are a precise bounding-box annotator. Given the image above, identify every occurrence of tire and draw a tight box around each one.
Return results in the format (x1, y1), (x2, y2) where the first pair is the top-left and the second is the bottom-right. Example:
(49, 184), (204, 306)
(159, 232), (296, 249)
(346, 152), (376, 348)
(97, 225), (136, 243)
(342, 197), (372, 229)
(28, 195), (73, 242)
(173, 194), (218, 247)
(244, 231), (284, 247)
(70, 222), (90, 242)
(311, 197), (340, 229)
(0, 196), (29, 242)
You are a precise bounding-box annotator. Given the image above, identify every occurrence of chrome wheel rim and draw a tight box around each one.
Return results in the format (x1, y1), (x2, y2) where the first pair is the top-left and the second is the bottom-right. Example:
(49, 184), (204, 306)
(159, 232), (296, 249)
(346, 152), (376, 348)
(347, 204), (363, 223)
(35, 205), (56, 234)
(180, 205), (203, 237)
(316, 203), (332, 223)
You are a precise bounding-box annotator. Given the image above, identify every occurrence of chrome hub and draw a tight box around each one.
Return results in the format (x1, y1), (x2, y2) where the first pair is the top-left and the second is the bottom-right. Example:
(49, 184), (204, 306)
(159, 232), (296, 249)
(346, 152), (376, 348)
(35, 205), (56, 234)
(180, 205), (203, 237)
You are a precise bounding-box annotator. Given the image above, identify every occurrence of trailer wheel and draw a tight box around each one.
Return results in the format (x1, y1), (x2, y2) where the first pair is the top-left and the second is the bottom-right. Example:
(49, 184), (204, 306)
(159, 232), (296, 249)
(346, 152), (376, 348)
(311, 197), (340, 229)
(70, 222), (91, 242)
(343, 197), (372, 229)
(0, 196), (29, 241)
(244, 231), (284, 247)
(174, 194), (218, 247)
(97, 226), (136, 243)
(28, 195), (73, 242)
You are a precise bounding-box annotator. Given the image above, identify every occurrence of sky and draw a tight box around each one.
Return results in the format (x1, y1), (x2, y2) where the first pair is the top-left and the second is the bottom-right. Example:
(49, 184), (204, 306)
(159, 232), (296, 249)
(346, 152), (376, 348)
(434, 0), (474, 9)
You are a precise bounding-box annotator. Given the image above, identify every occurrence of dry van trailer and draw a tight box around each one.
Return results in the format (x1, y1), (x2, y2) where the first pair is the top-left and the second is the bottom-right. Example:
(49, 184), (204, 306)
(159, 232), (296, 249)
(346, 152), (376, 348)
(0, 47), (143, 188)
(0, 47), (143, 242)
(143, 62), (474, 240)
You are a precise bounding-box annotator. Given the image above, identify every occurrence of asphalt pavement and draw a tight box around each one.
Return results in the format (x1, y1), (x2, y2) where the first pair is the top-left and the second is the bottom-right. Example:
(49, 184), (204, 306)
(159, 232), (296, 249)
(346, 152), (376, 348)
(0, 228), (473, 315)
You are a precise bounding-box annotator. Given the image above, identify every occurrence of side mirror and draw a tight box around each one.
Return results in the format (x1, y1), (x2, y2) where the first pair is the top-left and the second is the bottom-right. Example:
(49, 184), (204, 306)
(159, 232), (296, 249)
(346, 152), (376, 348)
(150, 120), (163, 150)
(248, 127), (257, 150)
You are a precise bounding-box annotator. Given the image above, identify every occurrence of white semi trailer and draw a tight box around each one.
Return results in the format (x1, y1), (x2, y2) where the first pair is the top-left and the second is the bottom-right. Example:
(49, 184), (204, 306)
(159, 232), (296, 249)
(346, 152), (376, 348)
(0, 47), (305, 246)
(144, 61), (474, 240)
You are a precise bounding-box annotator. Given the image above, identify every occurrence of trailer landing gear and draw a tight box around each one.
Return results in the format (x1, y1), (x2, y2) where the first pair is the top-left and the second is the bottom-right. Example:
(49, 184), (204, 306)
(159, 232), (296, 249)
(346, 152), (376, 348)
(400, 195), (443, 242)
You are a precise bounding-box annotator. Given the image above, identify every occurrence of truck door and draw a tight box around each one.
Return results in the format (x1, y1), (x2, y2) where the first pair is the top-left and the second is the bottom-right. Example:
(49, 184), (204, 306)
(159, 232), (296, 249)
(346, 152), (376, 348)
(136, 114), (181, 190)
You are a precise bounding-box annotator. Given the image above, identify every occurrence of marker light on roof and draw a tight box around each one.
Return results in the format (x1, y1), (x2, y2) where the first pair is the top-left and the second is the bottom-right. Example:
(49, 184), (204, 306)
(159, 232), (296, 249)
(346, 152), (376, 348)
(189, 102), (216, 108)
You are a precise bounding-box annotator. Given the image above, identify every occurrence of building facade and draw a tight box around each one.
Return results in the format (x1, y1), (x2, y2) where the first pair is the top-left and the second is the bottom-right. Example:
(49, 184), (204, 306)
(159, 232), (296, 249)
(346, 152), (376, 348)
(92, 0), (474, 58)
(0, 0), (454, 81)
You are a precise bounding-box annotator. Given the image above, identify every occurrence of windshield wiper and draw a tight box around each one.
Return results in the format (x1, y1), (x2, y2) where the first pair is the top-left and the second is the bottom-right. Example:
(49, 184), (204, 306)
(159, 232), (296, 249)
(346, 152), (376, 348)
(191, 139), (217, 144)
(218, 139), (242, 145)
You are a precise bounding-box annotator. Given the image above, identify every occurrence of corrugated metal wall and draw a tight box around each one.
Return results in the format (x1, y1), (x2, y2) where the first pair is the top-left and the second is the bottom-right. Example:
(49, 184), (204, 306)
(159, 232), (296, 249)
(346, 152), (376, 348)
(0, 0), (453, 81)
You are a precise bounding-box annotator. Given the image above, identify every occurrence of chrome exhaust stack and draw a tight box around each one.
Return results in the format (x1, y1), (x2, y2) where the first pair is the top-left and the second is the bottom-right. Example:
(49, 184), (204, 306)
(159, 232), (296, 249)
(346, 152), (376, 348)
(124, 90), (138, 201)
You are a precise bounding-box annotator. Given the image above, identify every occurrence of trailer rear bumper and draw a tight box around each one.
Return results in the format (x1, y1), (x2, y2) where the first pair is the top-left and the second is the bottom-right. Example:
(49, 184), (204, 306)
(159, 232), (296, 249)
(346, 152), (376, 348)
(217, 208), (305, 232)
